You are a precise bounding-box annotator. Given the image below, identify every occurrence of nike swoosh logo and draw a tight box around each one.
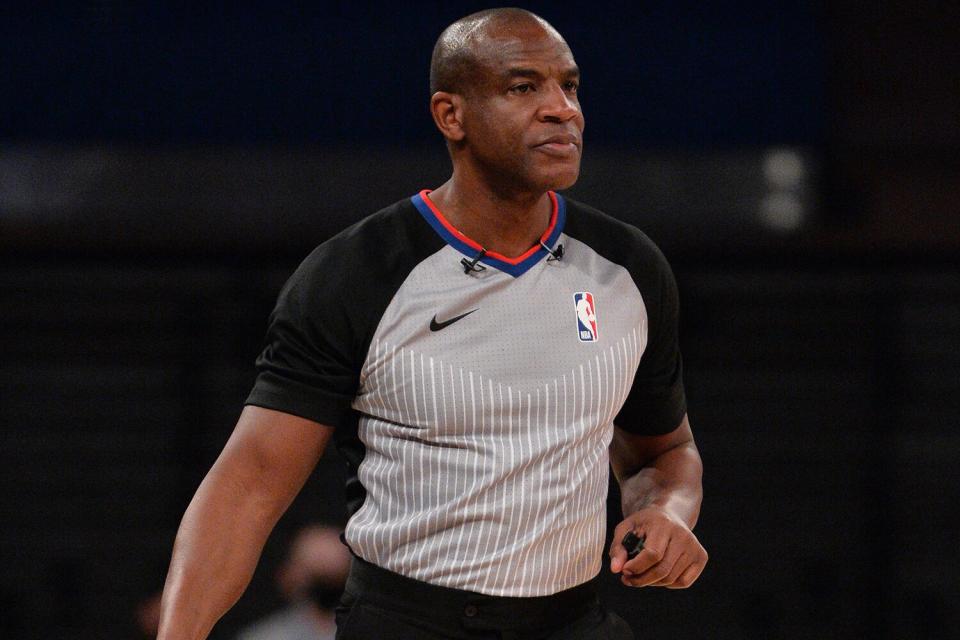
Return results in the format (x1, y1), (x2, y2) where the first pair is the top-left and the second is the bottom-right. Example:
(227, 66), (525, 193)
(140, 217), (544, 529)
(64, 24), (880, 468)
(430, 309), (478, 332)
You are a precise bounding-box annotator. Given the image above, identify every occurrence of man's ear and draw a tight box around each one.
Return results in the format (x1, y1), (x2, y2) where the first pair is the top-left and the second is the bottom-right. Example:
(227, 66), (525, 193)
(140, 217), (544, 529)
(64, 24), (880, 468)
(430, 91), (466, 143)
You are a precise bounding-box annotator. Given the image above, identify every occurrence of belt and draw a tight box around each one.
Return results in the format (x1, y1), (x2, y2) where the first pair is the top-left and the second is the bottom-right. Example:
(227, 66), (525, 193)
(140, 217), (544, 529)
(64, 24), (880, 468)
(344, 556), (600, 633)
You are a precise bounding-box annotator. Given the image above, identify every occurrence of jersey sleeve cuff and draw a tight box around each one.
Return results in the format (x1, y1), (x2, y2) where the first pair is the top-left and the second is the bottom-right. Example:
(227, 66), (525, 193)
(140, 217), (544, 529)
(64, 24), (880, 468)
(614, 391), (687, 435)
(245, 377), (355, 430)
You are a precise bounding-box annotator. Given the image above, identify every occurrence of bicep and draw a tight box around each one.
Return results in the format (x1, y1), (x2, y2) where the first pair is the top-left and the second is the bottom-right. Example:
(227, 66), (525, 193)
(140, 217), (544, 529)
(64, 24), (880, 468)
(610, 414), (693, 482)
(208, 405), (335, 514)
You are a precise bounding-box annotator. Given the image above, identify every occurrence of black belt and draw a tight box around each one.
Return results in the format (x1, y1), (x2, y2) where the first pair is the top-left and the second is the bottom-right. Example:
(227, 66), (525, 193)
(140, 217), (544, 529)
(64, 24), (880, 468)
(345, 556), (600, 633)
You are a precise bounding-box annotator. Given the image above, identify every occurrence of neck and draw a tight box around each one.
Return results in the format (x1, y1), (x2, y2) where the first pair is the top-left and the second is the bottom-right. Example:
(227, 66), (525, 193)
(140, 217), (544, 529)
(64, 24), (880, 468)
(428, 169), (553, 259)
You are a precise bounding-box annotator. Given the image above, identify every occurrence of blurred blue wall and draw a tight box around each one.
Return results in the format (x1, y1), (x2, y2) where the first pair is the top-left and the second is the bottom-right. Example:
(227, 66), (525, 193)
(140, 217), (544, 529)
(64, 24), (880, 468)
(1, 1), (824, 147)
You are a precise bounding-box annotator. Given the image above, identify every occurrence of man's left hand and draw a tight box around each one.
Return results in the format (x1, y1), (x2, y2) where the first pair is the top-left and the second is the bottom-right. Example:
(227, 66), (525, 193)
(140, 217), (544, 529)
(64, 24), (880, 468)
(608, 505), (707, 588)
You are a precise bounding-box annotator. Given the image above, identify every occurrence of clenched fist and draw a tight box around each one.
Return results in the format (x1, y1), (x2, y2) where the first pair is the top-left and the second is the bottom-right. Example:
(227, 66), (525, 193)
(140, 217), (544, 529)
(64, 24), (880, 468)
(609, 505), (707, 588)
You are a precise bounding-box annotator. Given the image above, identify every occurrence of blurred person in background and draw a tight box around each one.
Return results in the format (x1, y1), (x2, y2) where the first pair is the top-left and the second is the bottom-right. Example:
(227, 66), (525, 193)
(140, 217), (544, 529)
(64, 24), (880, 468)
(135, 590), (163, 638)
(235, 525), (350, 640)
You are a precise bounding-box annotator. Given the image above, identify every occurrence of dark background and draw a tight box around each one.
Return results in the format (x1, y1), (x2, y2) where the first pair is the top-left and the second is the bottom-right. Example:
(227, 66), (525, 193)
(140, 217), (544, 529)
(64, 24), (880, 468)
(2, 1), (959, 638)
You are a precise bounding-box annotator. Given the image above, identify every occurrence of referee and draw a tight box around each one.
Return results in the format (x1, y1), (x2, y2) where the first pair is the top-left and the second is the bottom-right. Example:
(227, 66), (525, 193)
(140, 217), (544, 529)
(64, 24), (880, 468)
(158, 8), (706, 640)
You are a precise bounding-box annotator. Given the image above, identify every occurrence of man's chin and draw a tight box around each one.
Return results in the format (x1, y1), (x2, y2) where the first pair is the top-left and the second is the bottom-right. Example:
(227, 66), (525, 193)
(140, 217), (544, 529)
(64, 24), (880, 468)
(543, 167), (580, 192)
(522, 156), (580, 191)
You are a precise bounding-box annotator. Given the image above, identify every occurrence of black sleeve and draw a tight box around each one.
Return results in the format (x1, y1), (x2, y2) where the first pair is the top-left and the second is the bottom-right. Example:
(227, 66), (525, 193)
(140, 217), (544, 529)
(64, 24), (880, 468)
(244, 244), (361, 429)
(614, 246), (687, 435)
(244, 198), (445, 430)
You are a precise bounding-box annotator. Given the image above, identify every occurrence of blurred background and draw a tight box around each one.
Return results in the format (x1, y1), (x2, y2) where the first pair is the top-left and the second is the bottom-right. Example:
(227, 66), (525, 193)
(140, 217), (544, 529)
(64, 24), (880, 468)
(2, 1), (958, 638)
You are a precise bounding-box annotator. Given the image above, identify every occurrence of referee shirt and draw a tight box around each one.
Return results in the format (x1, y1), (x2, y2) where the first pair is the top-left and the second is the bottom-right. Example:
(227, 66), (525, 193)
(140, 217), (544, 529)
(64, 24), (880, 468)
(246, 190), (686, 597)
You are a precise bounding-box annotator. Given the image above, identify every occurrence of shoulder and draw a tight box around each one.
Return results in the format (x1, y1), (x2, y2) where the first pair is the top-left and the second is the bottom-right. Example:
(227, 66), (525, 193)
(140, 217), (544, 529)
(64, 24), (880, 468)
(295, 196), (442, 282)
(561, 196), (674, 287)
(272, 196), (445, 360)
(280, 196), (445, 307)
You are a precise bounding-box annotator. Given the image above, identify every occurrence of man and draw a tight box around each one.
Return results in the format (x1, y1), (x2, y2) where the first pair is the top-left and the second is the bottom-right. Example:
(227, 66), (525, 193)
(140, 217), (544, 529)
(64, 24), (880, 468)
(235, 525), (350, 640)
(157, 8), (706, 640)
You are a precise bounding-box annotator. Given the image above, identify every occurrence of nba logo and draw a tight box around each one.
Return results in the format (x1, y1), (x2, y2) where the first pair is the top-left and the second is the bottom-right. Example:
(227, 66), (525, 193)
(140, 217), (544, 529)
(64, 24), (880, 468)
(573, 292), (598, 342)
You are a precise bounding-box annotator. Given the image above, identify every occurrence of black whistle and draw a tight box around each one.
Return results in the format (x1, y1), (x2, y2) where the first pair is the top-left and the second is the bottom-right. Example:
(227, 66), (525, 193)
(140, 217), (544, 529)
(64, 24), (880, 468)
(622, 531), (645, 560)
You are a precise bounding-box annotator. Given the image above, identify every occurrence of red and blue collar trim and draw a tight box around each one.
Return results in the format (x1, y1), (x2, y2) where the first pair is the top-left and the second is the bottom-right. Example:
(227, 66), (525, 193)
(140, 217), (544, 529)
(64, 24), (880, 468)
(411, 189), (567, 278)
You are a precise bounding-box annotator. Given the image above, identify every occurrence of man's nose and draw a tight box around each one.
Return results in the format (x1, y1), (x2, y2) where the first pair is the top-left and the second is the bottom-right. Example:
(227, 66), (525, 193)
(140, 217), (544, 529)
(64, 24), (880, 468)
(539, 82), (580, 122)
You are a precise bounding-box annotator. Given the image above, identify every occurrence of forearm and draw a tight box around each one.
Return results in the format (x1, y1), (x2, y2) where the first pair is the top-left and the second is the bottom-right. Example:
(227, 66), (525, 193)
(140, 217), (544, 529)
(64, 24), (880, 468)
(156, 407), (331, 639)
(157, 462), (287, 639)
(608, 422), (708, 587)
(615, 440), (702, 529)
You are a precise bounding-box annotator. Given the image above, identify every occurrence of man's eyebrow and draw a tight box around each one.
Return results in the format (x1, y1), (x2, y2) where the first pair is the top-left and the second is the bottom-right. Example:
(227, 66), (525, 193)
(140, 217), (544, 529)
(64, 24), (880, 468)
(505, 67), (545, 80)
(504, 65), (581, 79)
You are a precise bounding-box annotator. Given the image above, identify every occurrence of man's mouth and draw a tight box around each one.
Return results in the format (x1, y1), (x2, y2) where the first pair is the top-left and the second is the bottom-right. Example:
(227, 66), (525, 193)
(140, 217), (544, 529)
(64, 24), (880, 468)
(534, 135), (580, 157)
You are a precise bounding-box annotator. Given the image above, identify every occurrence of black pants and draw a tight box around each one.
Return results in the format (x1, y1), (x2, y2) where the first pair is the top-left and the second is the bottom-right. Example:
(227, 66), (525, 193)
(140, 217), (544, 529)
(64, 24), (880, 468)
(335, 557), (634, 640)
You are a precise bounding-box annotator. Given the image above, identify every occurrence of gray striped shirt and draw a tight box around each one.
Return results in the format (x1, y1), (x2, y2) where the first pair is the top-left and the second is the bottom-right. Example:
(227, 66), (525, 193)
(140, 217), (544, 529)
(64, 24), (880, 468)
(247, 192), (686, 597)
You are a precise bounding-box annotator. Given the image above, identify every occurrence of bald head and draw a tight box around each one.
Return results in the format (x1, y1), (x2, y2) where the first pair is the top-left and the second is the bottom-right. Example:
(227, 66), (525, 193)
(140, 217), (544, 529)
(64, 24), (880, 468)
(430, 8), (567, 96)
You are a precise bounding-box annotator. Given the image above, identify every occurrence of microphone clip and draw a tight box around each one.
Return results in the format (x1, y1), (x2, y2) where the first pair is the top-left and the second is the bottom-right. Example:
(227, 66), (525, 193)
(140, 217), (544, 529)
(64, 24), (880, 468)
(461, 248), (488, 274)
(540, 240), (564, 262)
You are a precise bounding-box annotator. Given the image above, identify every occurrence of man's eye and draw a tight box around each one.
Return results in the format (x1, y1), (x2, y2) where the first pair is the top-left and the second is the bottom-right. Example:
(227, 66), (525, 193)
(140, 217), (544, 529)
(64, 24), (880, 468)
(564, 81), (579, 92)
(510, 84), (534, 94)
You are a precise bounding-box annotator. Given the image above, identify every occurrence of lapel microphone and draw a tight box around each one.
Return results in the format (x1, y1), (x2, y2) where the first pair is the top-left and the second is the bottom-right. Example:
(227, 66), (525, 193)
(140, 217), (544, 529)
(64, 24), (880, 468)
(461, 248), (488, 274)
(540, 240), (564, 261)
